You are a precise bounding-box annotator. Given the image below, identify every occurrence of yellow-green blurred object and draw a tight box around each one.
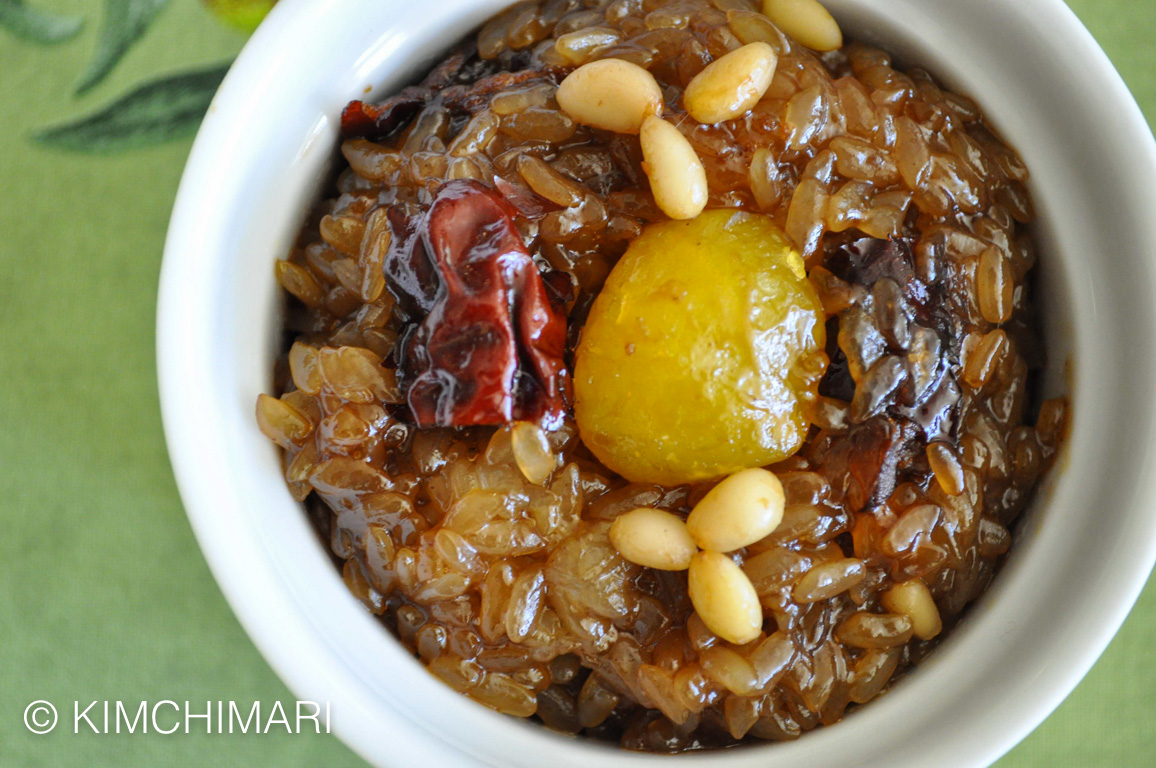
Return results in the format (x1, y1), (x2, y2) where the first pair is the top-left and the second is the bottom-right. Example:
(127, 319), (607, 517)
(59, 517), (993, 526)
(203, 0), (277, 32)
(574, 210), (827, 485)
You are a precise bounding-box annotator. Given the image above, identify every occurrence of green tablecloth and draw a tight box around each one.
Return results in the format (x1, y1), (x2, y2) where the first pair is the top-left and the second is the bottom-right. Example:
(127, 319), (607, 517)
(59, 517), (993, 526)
(0, 1), (1152, 765)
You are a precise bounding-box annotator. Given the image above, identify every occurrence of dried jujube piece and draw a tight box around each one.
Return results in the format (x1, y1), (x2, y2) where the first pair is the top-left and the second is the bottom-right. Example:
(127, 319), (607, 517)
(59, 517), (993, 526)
(820, 236), (963, 442)
(340, 43), (475, 140)
(401, 179), (570, 429)
(825, 237), (930, 312)
(815, 417), (919, 511)
(341, 87), (435, 142)
(341, 40), (552, 141)
(381, 204), (439, 317)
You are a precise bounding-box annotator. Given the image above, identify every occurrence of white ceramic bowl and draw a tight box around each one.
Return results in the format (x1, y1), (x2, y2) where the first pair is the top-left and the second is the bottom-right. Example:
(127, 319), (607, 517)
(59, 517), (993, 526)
(158, 0), (1156, 765)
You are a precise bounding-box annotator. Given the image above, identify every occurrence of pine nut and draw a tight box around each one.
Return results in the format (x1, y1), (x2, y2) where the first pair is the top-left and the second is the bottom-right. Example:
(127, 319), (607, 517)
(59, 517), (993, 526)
(683, 42), (778, 124)
(609, 507), (697, 570)
(688, 551), (763, 644)
(881, 579), (943, 640)
(556, 58), (663, 134)
(761, 0), (843, 52)
(639, 115), (709, 220)
(686, 467), (785, 552)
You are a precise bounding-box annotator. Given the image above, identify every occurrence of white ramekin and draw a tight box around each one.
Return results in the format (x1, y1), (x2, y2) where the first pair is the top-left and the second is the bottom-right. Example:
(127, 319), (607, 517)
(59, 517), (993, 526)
(158, 1), (1156, 765)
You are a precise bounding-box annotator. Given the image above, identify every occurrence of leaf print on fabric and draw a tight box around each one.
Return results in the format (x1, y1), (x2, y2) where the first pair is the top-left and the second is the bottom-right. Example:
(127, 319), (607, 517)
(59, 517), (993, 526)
(35, 62), (230, 153)
(0, 0), (83, 44)
(76, 0), (171, 94)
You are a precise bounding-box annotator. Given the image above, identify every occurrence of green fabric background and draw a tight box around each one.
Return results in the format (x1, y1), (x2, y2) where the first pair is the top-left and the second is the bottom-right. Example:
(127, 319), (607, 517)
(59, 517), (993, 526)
(0, 1), (1152, 765)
